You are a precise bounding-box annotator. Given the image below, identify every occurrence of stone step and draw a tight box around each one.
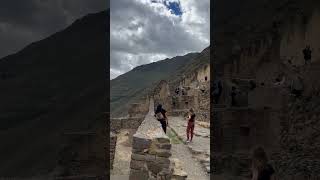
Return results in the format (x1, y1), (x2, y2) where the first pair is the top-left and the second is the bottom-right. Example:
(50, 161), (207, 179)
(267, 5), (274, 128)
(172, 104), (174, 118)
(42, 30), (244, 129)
(171, 158), (188, 180)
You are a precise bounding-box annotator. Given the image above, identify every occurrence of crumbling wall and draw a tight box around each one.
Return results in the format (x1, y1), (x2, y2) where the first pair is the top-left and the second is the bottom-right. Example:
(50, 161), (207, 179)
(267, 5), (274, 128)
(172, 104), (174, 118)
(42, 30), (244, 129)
(280, 9), (320, 66)
(197, 64), (210, 83)
(153, 80), (172, 114)
(129, 99), (173, 180)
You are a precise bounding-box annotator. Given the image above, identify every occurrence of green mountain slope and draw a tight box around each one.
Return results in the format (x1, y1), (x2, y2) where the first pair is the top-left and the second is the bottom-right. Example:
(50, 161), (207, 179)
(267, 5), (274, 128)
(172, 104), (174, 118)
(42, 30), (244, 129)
(110, 46), (210, 117)
(110, 53), (200, 117)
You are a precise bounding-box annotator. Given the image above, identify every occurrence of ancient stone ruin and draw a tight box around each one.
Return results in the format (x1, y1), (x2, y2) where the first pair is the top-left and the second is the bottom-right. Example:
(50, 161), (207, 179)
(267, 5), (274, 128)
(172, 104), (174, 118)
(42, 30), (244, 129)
(129, 99), (173, 180)
(213, 2), (320, 179)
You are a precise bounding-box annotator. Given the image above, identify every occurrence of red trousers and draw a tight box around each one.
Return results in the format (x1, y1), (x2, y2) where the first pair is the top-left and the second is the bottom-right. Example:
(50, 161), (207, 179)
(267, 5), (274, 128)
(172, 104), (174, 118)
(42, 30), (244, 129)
(186, 121), (194, 141)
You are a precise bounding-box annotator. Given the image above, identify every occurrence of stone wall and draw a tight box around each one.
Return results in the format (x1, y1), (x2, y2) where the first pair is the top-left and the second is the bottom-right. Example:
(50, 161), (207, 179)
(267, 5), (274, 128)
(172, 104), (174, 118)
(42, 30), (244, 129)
(128, 102), (149, 118)
(129, 99), (173, 180)
(110, 116), (145, 132)
(213, 107), (283, 177)
(110, 132), (117, 170)
(154, 80), (172, 114)
(197, 64), (210, 83)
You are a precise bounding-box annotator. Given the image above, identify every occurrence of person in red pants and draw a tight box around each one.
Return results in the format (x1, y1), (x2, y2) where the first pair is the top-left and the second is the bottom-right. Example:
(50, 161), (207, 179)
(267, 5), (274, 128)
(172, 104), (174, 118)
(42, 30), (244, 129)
(186, 108), (196, 143)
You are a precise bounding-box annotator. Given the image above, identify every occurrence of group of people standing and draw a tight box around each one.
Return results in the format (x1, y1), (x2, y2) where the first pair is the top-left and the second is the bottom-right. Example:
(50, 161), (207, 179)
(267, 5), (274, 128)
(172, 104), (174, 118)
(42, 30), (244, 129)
(154, 104), (196, 143)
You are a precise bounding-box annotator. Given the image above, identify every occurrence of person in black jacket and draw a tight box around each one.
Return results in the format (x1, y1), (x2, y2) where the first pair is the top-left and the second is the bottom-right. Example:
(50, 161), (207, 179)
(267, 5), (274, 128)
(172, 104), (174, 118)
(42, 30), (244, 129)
(154, 104), (168, 133)
(303, 45), (312, 65)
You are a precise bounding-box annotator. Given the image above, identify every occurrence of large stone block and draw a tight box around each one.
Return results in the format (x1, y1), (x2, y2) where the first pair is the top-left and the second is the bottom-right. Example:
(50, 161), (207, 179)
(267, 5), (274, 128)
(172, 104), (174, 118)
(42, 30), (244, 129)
(147, 161), (163, 174)
(156, 137), (170, 144)
(157, 143), (172, 150)
(156, 156), (171, 166)
(155, 149), (172, 158)
(130, 159), (146, 170)
(132, 136), (152, 150)
(129, 169), (149, 180)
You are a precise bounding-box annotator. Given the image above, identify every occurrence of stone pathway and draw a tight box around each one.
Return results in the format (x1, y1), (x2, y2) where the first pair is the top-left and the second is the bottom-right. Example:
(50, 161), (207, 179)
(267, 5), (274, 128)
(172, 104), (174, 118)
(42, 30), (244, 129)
(110, 129), (131, 180)
(168, 116), (210, 173)
(167, 128), (210, 180)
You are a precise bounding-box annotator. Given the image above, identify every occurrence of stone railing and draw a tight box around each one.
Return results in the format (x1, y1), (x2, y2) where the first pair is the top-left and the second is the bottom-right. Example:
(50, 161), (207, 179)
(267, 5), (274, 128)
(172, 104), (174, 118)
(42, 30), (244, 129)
(110, 132), (117, 170)
(129, 99), (173, 180)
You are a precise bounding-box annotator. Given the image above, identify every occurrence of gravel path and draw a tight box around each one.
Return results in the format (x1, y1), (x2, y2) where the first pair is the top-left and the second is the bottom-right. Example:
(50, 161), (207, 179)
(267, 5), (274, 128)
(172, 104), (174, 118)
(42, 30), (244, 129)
(168, 116), (211, 173)
(168, 128), (210, 180)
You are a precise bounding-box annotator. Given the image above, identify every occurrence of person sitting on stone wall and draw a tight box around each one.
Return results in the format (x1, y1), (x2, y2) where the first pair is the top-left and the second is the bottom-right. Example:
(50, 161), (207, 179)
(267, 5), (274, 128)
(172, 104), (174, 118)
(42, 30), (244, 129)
(154, 104), (168, 134)
(251, 147), (275, 180)
(186, 108), (196, 143)
(303, 45), (312, 65)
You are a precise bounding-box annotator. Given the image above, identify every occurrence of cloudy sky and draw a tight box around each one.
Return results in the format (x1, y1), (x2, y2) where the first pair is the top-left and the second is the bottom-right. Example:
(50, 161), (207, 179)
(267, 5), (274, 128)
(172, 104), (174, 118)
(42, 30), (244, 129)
(0, 0), (107, 59)
(110, 0), (210, 79)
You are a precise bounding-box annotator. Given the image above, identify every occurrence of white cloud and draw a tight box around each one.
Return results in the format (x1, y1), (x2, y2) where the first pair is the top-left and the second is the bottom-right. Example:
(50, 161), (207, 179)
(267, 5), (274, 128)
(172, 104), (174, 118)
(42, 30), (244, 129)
(110, 0), (209, 79)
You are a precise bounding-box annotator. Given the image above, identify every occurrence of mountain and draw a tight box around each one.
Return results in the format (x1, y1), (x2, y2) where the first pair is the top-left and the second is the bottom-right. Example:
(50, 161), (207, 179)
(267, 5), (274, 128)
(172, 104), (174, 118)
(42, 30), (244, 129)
(0, 11), (108, 176)
(110, 53), (198, 117)
(110, 47), (209, 118)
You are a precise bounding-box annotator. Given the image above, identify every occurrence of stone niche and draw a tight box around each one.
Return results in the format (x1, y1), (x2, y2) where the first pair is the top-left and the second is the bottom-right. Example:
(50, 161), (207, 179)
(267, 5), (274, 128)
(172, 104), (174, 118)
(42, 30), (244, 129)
(129, 100), (173, 180)
(197, 64), (210, 83)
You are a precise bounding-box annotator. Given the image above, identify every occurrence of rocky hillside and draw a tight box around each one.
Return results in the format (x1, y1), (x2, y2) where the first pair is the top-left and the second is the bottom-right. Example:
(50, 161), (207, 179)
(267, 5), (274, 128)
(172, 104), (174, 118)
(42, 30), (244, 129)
(110, 50), (209, 117)
(0, 11), (108, 176)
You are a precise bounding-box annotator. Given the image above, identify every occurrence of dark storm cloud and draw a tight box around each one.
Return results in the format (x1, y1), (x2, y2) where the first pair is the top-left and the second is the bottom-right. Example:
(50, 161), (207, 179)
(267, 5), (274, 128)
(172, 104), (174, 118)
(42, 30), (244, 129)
(110, 0), (210, 79)
(0, 0), (109, 59)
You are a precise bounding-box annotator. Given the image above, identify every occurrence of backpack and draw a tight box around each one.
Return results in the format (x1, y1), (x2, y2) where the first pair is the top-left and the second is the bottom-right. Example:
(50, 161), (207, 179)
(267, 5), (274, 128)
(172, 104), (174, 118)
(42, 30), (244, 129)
(156, 112), (164, 120)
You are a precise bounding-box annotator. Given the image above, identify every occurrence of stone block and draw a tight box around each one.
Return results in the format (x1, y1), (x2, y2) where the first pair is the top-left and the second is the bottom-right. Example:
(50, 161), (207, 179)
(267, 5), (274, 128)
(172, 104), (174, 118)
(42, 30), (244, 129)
(156, 156), (171, 166)
(130, 159), (145, 170)
(156, 149), (172, 158)
(156, 137), (170, 144)
(132, 136), (152, 150)
(157, 143), (172, 150)
(131, 153), (156, 162)
(129, 169), (149, 180)
(147, 161), (163, 174)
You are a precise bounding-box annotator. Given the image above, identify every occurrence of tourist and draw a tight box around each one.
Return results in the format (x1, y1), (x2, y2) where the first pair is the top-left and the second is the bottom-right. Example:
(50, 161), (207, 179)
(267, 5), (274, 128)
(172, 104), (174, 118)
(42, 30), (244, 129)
(154, 104), (168, 133)
(303, 45), (312, 65)
(186, 108), (196, 143)
(250, 80), (257, 90)
(231, 86), (237, 106)
(251, 147), (275, 180)
(213, 79), (222, 104)
(290, 76), (303, 97)
(175, 87), (180, 95)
